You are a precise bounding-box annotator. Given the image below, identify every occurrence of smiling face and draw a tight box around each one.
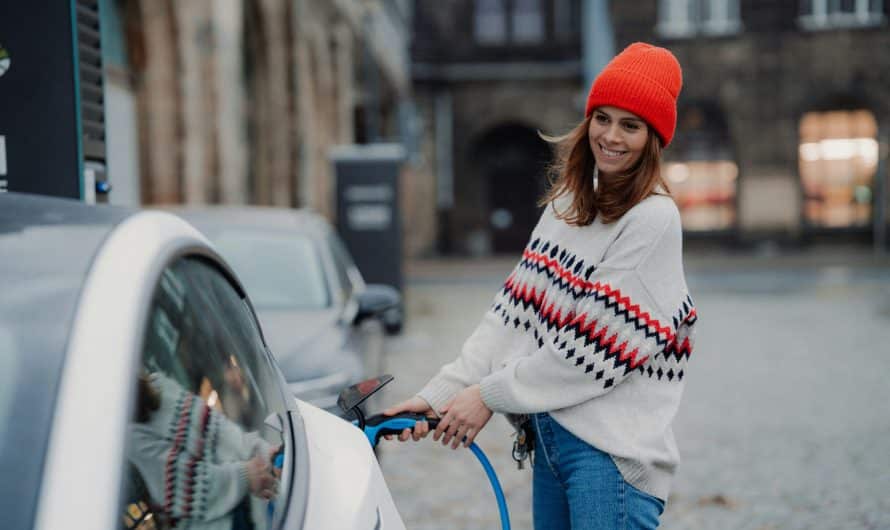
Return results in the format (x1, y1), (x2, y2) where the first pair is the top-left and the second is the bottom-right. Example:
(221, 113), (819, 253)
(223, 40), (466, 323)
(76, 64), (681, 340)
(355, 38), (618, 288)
(588, 106), (650, 178)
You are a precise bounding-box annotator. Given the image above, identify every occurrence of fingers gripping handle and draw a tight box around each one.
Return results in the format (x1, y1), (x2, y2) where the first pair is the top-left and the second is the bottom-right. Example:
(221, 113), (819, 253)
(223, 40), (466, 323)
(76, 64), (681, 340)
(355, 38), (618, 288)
(360, 413), (439, 447)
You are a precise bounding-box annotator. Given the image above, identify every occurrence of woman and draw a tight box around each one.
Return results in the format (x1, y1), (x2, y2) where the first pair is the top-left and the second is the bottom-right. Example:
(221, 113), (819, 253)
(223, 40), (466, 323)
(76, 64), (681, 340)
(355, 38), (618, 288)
(385, 42), (697, 529)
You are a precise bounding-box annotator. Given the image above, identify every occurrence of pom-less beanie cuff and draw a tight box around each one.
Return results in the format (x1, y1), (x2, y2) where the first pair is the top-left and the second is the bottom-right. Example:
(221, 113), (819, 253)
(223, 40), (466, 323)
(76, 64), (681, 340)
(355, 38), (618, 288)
(585, 42), (683, 147)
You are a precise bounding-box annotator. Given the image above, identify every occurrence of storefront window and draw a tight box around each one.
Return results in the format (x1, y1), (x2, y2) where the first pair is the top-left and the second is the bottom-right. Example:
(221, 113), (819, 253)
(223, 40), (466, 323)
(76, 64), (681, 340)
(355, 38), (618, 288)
(665, 160), (738, 231)
(664, 103), (737, 232)
(799, 109), (878, 228)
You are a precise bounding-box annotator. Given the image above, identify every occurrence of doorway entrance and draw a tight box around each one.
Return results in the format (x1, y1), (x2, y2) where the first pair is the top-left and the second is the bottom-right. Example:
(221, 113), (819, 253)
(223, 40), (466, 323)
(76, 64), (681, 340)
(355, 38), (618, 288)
(472, 123), (551, 253)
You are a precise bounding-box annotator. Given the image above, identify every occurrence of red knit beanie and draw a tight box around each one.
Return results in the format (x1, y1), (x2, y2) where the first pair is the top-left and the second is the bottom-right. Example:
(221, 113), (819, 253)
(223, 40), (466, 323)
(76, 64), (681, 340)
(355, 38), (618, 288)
(585, 42), (683, 147)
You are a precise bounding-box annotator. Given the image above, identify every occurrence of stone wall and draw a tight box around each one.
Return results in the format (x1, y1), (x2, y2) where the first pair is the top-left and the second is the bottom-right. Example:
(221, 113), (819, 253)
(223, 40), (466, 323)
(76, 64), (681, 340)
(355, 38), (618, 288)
(611, 0), (890, 238)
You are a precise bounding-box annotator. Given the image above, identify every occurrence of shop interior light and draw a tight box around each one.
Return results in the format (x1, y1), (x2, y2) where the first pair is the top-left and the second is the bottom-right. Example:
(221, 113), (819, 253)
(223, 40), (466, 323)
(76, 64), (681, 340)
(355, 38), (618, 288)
(798, 138), (879, 167)
(663, 160), (738, 231)
(666, 162), (690, 183)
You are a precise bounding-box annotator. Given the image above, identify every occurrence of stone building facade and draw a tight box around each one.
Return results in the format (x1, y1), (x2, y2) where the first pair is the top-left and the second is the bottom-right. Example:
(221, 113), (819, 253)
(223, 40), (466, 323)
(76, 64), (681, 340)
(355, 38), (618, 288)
(611, 0), (890, 245)
(413, 0), (890, 255)
(412, 0), (587, 255)
(110, 0), (425, 251)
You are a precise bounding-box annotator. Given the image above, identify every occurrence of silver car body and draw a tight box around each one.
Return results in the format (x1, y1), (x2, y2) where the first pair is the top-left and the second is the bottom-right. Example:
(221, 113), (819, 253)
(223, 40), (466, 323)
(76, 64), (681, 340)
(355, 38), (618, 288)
(0, 195), (403, 529)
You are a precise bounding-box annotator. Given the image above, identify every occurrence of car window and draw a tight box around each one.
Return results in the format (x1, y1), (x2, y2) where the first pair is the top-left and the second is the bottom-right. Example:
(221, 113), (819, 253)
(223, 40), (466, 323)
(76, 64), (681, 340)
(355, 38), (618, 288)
(120, 257), (290, 530)
(212, 229), (330, 310)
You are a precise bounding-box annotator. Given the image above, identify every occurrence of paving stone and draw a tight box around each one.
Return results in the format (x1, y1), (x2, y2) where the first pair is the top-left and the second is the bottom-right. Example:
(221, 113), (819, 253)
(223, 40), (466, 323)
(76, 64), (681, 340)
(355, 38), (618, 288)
(376, 263), (890, 529)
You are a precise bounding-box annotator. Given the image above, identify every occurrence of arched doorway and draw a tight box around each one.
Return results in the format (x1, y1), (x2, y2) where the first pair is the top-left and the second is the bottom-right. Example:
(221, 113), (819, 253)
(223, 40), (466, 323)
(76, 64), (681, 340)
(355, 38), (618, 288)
(471, 123), (551, 254)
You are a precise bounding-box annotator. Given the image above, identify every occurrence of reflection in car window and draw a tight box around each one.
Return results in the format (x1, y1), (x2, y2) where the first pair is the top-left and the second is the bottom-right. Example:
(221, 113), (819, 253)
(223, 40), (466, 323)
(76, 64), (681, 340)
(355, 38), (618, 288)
(121, 258), (288, 530)
(212, 229), (330, 310)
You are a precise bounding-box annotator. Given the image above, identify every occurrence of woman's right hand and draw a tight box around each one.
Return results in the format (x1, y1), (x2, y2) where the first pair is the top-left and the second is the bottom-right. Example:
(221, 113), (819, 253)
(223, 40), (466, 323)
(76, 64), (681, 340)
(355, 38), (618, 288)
(246, 453), (278, 500)
(382, 396), (436, 442)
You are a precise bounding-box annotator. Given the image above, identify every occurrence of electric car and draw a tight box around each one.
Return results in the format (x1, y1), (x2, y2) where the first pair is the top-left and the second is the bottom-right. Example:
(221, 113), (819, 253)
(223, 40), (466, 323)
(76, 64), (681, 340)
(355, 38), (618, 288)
(165, 206), (396, 416)
(0, 193), (405, 530)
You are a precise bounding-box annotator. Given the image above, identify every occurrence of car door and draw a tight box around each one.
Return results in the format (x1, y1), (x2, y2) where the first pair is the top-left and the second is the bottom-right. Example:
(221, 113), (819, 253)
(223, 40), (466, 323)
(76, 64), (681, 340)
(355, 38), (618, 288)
(118, 256), (301, 530)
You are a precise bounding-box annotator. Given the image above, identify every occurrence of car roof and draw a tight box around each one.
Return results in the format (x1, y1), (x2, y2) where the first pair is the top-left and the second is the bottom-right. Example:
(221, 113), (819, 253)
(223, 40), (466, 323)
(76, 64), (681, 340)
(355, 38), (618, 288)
(162, 205), (333, 237)
(0, 193), (134, 351)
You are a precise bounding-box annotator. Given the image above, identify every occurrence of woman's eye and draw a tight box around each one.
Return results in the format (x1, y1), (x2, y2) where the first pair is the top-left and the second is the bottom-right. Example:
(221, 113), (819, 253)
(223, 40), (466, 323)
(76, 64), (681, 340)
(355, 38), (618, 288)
(595, 115), (609, 124)
(623, 122), (640, 131)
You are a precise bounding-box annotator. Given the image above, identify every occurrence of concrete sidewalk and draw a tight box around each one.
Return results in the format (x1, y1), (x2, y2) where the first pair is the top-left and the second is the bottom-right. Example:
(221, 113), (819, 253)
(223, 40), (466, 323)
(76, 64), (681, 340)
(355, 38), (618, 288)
(381, 250), (890, 530)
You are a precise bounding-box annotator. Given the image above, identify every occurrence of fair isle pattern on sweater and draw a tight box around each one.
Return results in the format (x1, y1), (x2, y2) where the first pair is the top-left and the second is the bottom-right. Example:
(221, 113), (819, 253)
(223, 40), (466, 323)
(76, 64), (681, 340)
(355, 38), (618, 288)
(163, 387), (222, 527)
(418, 195), (696, 501)
(489, 236), (696, 391)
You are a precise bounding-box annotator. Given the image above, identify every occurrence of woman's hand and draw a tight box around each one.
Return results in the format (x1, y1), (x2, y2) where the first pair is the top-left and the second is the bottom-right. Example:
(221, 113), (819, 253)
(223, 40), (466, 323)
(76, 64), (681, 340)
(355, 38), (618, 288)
(246, 453), (278, 500)
(434, 384), (492, 449)
(382, 396), (436, 442)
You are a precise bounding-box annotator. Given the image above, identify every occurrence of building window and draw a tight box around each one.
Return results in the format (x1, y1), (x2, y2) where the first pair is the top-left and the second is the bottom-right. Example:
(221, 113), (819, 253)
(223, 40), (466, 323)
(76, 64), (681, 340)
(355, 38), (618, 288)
(664, 104), (738, 232)
(665, 161), (738, 231)
(512, 0), (545, 43)
(474, 0), (508, 44)
(657, 0), (742, 38)
(553, 0), (580, 41)
(701, 0), (743, 34)
(799, 109), (879, 228)
(799, 0), (885, 29)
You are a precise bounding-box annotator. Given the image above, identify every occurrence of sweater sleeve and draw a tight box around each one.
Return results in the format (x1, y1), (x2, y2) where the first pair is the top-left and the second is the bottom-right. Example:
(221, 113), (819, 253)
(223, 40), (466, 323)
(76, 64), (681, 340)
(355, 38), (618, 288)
(126, 425), (249, 523)
(479, 198), (684, 414)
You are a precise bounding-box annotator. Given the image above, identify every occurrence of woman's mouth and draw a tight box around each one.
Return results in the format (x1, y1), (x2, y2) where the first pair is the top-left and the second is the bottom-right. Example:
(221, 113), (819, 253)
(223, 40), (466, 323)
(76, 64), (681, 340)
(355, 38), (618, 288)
(598, 143), (626, 158)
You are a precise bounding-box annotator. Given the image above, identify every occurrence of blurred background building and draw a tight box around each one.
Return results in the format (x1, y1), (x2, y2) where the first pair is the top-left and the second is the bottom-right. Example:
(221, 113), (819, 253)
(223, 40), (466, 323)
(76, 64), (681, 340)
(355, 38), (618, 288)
(412, 0), (589, 255)
(96, 0), (437, 255)
(413, 0), (890, 255)
(615, 0), (890, 249)
(85, 1), (890, 256)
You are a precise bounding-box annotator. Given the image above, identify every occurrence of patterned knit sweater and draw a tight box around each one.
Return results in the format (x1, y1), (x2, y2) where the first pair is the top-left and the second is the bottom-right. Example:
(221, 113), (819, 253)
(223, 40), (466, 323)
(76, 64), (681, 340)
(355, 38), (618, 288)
(418, 194), (697, 501)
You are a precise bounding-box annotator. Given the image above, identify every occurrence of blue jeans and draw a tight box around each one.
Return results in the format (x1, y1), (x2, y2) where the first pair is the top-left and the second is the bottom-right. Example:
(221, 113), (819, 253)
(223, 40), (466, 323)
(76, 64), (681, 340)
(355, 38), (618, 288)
(532, 413), (665, 530)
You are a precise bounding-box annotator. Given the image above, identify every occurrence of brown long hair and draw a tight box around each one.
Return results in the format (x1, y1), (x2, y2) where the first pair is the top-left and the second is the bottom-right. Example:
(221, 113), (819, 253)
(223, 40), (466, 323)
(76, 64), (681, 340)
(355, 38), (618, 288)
(539, 115), (671, 225)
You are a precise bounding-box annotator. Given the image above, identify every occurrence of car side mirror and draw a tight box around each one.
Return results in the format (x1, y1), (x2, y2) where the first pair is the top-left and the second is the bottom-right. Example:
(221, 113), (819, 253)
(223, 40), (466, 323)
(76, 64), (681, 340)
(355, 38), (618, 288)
(354, 284), (400, 325)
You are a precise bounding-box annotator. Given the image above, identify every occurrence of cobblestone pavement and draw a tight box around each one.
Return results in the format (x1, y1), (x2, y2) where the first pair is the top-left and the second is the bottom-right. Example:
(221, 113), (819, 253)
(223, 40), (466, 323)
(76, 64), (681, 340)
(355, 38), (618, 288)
(377, 258), (890, 530)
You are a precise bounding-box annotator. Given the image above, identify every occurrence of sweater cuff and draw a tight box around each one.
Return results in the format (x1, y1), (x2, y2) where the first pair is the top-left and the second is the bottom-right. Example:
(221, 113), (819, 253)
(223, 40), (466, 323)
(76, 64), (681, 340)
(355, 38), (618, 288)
(479, 369), (515, 414)
(416, 377), (465, 416)
(238, 462), (251, 497)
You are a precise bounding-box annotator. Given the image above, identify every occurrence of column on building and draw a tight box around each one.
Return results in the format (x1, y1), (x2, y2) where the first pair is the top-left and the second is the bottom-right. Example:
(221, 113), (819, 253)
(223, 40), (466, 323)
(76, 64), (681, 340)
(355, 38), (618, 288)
(133, 0), (180, 204)
(173, 0), (213, 204)
(213, 0), (248, 204)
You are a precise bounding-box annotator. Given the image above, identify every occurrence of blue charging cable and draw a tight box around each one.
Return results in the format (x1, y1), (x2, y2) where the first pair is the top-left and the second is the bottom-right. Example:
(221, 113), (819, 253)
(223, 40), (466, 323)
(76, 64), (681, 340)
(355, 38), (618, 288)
(357, 413), (511, 530)
(468, 441), (511, 530)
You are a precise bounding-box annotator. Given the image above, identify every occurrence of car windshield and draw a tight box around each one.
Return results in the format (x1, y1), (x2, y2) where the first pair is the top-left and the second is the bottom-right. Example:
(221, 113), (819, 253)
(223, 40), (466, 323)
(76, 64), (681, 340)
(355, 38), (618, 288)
(211, 229), (330, 310)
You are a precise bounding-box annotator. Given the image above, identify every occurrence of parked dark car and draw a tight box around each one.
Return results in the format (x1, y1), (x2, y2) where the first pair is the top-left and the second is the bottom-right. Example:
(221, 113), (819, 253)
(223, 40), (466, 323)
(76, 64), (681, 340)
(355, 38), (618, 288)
(167, 206), (398, 415)
(0, 193), (406, 530)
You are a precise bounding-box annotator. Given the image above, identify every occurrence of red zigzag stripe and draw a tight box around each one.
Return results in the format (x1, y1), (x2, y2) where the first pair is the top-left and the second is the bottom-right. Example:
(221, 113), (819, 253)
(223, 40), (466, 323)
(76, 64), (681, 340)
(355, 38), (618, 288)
(504, 277), (652, 370)
(514, 251), (674, 340)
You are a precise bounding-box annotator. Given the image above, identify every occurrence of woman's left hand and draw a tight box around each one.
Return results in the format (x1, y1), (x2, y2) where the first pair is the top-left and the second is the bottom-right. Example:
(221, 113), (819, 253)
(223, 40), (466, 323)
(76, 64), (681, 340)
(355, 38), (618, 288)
(434, 384), (493, 449)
